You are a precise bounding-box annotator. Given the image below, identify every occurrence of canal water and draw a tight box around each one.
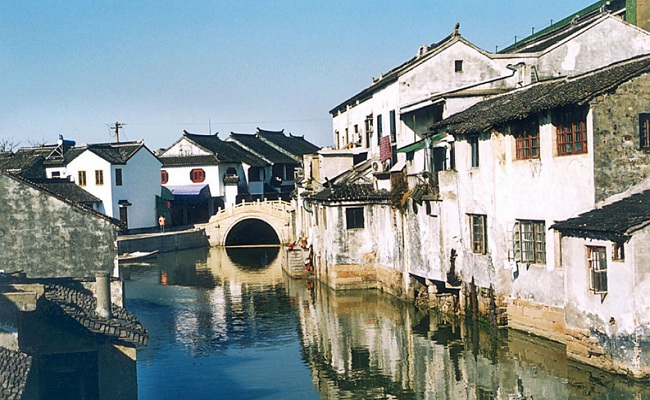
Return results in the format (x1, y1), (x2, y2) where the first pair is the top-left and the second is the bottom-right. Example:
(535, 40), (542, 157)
(124, 247), (650, 399)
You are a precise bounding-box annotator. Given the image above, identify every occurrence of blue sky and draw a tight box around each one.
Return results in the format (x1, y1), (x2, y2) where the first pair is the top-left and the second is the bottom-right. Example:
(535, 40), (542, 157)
(1, 1), (599, 150)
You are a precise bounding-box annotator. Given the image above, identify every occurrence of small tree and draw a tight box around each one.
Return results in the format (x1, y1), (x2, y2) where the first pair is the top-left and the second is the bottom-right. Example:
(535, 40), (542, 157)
(0, 138), (19, 152)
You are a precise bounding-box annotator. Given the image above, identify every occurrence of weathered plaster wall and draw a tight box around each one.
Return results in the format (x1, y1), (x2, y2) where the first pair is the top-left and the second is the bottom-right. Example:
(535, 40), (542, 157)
(592, 73), (650, 202)
(0, 173), (117, 278)
(536, 17), (650, 80)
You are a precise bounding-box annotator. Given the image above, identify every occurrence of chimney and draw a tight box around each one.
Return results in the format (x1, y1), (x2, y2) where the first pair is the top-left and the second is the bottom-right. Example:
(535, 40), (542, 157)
(95, 271), (112, 319)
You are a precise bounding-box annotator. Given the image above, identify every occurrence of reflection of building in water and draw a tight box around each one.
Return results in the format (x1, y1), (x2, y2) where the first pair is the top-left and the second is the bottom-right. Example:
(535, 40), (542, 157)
(159, 247), (297, 357)
(289, 280), (650, 398)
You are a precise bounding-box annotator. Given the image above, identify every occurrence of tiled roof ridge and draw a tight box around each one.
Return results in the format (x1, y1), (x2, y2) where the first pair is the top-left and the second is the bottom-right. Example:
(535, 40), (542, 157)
(1, 171), (123, 229)
(43, 283), (148, 347)
(0, 346), (32, 400)
(311, 182), (390, 202)
(435, 52), (650, 135)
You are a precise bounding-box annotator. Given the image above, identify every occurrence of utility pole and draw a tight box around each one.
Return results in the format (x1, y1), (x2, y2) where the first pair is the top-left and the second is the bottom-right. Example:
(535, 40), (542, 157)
(111, 121), (125, 143)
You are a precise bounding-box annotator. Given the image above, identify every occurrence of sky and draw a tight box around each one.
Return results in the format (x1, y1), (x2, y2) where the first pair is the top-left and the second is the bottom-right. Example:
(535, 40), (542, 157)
(1, 1), (600, 151)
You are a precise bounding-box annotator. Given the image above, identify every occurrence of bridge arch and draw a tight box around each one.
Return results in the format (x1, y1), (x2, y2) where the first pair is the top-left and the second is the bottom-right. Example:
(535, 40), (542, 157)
(200, 200), (293, 247)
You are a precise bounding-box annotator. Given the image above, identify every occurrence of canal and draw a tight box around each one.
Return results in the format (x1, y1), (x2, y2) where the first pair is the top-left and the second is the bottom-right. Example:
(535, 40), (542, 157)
(124, 247), (650, 399)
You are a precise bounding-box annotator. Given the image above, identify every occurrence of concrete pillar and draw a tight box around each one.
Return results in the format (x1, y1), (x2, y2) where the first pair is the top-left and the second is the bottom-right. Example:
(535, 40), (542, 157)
(95, 271), (112, 319)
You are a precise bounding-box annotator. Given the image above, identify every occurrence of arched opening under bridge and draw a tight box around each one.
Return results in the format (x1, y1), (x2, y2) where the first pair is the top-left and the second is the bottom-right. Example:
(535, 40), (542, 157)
(224, 218), (281, 247)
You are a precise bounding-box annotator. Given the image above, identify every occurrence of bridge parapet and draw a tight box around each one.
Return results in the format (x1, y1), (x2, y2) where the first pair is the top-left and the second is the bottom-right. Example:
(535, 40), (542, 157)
(201, 200), (294, 246)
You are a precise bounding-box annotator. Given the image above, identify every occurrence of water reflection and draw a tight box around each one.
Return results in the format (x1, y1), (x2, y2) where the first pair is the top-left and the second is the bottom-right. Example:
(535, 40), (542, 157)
(125, 247), (650, 400)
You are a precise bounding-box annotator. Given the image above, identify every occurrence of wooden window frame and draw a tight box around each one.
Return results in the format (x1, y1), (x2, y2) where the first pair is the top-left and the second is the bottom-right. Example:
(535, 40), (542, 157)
(78, 170), (87, 186)
(513, 220), (546, 264)
(345, 207), (365, 230)
(513, 117), (540, 160)
(555, 107), (588, 156)
(389, 110), (396, 143)
(588, 246), (608, 294)
(190, 168), (205, 183)
(161, 170), (168, 184)
(95, 170), (104, 186)
(469, 214), (487, 254)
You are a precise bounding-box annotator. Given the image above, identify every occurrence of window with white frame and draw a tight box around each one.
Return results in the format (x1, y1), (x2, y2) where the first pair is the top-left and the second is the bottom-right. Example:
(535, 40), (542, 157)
(588, 246), (607, 294)
(513, 220), (546, 263)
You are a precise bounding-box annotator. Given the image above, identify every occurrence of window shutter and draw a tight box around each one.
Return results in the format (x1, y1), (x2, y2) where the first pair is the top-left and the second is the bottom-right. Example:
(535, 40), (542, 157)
(513, 221), (521, 262)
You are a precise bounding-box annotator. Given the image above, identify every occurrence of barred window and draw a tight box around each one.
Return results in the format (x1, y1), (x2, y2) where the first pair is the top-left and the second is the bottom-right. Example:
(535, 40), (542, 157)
(95, 170), (104, 185)
(513, 220), (546, 263)
(469, 214), (487, 254)
(78, 170), (87, 186)
(161, 170), (168, 184)
(588, 246), (608, 294)
(190, 168), (205, 183)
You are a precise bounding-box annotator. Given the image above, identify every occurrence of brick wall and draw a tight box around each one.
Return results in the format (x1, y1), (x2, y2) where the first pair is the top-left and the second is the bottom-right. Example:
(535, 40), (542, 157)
(592, 73), (650, 202)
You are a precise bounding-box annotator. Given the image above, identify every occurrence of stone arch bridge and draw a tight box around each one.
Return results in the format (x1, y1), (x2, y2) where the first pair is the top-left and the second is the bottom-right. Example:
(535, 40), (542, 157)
(199, 200), (293, 247)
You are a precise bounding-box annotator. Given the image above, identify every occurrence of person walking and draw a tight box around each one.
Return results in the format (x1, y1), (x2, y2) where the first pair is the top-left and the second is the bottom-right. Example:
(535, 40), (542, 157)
(158, 215), (166, 233)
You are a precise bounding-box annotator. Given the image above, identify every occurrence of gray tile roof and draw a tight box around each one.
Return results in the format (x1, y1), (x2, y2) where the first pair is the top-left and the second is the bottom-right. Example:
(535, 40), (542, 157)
(552, 190), (650, 241)
(182, 132), (266, 166)
(229, 133), (295, 164)
(257, 129), (321, 158)
(32, 179), (101, 205)
(434, 53), (650, 136)
(42, 283), (148, 347)
(160, 154), (221, 167)
(0, 347), (31, 400)
(310, 183), (390, 202)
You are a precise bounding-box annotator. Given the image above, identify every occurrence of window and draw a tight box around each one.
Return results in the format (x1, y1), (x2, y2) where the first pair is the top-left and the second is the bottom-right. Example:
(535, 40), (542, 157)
(555, 107), (588, 155)
(640, 113), (650, 149)
(377, 114), (383, 145)
(455, 60), (463, 72)
(514, 117), (540, 160)
(115, 168), (123, 186)
(469, 136), (479, 168)
(161, 170), (168, 184)
(588, 246), (607, 294)
(613, 241), (625, 261)
(51, 171), (61, 178)
(469, 214), (487, 254)
(346, 207), (364, 229)
(190, 168), (205, 183)
(513, 220), (546, 263)
(78, 171), (87, 186)
(389, 110), (396, 142)
(95, 170), (104, 185)
(248, 166), (262, 182)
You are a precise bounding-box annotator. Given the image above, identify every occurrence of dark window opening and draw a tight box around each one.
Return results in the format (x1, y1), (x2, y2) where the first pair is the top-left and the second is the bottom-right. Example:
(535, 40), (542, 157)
(377, 114), (383, 145)
(640, 113), (650, 149)
(249, 167), (262, 182)
(613, 241), (625, 261)
(161, 170), (168, 184)
(95, 170), (103, 185)
(115, 168), (123, 186)
(455, 60), (463, 72)
(469, 136), (479, 168)
(346, 207), (365, 229)
(389, 110), (397, 142)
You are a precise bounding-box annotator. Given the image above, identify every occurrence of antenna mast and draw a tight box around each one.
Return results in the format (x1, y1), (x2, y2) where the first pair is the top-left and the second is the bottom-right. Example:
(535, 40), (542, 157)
(111, 121), (125, 142)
